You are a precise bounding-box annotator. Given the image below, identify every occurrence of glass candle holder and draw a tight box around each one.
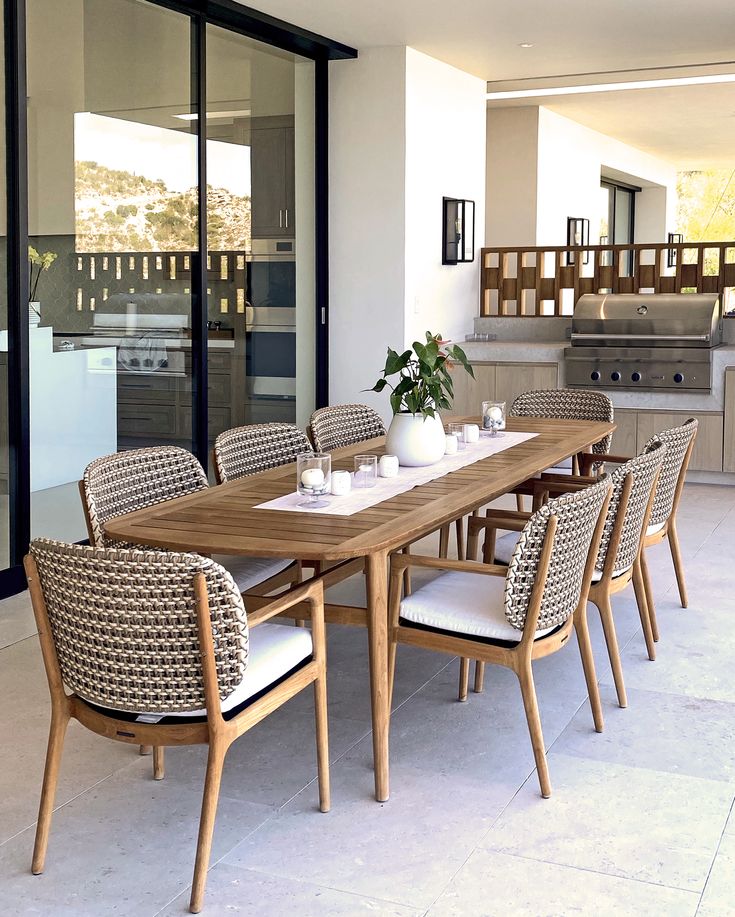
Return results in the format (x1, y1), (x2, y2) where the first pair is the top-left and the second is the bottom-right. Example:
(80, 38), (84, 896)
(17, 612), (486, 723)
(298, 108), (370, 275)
(448, 422), (467, 450)
(482, 401), (506, 436)
(354, 454), (378, 488)
(297, 452), (331, 507)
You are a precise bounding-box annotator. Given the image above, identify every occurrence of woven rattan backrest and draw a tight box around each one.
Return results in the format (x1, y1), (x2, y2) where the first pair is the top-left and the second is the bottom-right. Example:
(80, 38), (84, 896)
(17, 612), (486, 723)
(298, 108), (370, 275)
(505, 476), (611, 631)
(595, 440), (666, 573)
(214, 423), (312, 483)
(510, 389), (614, 455)
(83, 446), (208, 547)
(309, 404), (386, 452)
(30, 539), (248, 713)
(644, 418), (698, 526)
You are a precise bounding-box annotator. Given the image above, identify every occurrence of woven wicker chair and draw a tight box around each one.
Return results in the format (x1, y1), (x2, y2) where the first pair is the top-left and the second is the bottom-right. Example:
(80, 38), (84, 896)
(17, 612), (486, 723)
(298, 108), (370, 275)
(213, 423), (313, 484)
(473, 441), (666, 708)
(308, 404), (386, 453)
(24, 539), (329, 914)
(387, 476), (612, 798)
(80, 446), (297, 595)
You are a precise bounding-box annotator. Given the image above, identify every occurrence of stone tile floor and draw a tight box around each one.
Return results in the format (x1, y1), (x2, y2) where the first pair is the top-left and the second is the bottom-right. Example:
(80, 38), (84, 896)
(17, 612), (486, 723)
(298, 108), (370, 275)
(0, 484), (733, 916)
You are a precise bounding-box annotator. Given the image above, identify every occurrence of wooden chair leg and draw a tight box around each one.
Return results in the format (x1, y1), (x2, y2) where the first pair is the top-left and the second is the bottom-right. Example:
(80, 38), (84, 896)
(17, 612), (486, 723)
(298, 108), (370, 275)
(632, 560), (656, 661)
(153, 746), (165, 781)
(474, 660), (485, 693)
(466, 511), (481, 561)
(387, 639), (397, 712)
(516, 493), (525, 512)
(516, 661), (551, 798)
(189, 738), (228, 914)
(139, 745), (152, 755)
(458, 657), (469, 702)
(573, 607), (604, 733)
(402, 545), (412, 596)
(640, 549), (659, 643)
(455, 518), (465, 560)
(313, 673), (331, 813)
(594, 595), (627, 708)
(32, 709), (70, 875)
(438, 525), (450, 558)
(667, 522), (688, 609)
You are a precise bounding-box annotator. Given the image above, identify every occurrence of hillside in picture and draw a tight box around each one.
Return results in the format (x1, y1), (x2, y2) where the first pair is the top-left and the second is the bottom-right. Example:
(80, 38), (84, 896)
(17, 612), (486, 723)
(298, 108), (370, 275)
(75, 160), (251, 252)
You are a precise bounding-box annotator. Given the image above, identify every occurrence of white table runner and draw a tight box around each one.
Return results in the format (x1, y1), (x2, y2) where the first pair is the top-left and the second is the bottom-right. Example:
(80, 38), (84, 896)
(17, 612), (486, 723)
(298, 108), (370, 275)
(255, 430), (538, 516)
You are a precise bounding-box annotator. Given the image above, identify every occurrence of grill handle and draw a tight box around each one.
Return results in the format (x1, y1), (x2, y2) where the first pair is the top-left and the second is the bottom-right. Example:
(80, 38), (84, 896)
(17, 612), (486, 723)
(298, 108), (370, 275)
(570, 332), (710, 342)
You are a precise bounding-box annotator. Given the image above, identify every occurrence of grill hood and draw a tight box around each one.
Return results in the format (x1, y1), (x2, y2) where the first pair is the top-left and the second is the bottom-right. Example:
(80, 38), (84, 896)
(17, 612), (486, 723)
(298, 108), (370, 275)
(570, 293), (722, 348)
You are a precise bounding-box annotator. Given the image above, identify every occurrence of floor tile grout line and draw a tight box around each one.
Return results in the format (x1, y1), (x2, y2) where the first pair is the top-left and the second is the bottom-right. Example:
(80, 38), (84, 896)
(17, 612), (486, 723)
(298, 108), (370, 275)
(694, 795), (735, 916)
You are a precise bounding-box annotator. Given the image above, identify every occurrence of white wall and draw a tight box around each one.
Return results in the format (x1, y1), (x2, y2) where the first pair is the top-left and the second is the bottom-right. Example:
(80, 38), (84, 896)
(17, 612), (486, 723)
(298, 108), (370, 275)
(329, 47), (486, 417)
(485, 107), (538, 246)
(535, 108), (678, 246)
(404, 48), (486, 348)
(485, 106), (678, 248)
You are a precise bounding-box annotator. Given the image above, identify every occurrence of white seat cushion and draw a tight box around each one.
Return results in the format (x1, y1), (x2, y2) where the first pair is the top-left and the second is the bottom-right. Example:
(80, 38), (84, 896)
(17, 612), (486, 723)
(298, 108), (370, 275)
(646, 520), (666, 536)
(214, 554), (293, 592)
(399, 570), (557, 643)
(86, 622), (314, 721)
(493, 532), (631, 583)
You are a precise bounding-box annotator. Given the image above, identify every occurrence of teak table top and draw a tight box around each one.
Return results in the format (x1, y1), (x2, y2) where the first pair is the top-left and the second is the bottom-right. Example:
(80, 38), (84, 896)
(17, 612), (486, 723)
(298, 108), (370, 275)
(105, 417), (616, 560)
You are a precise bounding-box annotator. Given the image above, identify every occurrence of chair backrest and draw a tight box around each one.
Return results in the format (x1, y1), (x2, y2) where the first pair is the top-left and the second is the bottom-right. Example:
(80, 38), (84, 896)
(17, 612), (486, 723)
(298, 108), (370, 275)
(29, 539), (248, 714)
(595, 440), (667, 575)
(510, 389), (614, 455)
(82, 446), (208, 547)
(309, 404), (386, 452)
(505, 475), (612, 632)
(644, 418), (698, 527)
(213, 423), (313, 484)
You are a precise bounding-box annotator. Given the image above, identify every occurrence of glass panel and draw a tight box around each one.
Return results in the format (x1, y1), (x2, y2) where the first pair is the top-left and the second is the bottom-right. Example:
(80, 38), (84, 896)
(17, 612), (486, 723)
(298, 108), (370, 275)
(206, 25), (315, 469)
(27, 0), (195, 542)
(0, 12), (8, 569)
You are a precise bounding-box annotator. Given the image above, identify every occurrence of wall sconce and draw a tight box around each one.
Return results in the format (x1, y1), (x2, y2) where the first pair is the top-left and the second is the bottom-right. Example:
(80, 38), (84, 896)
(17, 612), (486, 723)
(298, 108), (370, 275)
(442, 197), (475, 265)
(667, 232), (683, 268)
(566, 217), (590, 265)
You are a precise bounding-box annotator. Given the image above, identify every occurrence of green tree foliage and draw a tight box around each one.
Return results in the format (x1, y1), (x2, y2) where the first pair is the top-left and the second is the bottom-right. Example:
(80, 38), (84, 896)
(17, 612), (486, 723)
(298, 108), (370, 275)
(677, 169), (735, 242)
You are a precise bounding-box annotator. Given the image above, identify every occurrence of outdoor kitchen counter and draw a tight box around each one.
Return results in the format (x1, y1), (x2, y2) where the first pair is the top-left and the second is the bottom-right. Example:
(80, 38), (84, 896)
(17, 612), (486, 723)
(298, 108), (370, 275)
(461, 340), (735, 411)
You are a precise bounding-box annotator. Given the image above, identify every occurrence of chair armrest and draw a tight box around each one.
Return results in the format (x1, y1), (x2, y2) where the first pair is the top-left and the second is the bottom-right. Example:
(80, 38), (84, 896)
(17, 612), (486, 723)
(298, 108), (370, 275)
(580, 453), (631, 473)
(389, 552), (507, 578)
(539, 472), (597, 485)
(468, 510), (530, 535)
(247, 577), (324, 627)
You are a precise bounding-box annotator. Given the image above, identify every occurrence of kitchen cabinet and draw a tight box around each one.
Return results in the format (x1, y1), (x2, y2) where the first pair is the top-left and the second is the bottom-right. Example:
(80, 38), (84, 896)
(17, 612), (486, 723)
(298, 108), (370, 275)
(611, 409), (637, 457)
(636, 410), (723, 472)
(451, 363), (496, 416)
(250, 116), (295, 238)
(724, 368), (735, 473)
(494, 363), (558, 409)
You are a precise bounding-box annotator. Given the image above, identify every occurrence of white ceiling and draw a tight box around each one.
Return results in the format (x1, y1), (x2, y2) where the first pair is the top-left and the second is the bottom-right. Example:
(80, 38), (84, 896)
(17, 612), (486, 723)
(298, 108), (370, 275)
(240, 0), (735, 167)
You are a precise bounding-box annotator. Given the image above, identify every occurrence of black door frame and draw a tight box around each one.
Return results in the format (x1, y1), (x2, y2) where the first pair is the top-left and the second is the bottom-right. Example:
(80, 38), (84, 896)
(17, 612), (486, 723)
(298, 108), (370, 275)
(0, 0), (356, 598)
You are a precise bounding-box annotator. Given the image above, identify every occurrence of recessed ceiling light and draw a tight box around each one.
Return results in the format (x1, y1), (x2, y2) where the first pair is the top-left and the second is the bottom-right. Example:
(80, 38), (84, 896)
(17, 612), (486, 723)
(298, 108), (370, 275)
(487, 71), (735, 100)
(518, 42), (534, 48)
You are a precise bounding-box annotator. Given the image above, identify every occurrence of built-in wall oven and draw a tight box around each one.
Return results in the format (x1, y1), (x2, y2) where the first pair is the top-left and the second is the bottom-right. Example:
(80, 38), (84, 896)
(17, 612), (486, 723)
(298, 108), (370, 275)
(246, 238), (296, 409)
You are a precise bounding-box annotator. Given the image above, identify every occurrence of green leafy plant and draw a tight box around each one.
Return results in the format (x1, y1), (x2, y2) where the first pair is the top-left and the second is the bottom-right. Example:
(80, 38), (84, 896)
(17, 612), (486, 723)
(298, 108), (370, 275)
(369, 331), (474, 419)
(28, 246), (58, 315)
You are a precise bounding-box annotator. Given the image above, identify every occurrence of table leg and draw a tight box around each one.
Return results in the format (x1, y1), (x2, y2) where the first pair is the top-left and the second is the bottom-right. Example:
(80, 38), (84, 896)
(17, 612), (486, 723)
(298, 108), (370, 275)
(365, 549), (390, 802)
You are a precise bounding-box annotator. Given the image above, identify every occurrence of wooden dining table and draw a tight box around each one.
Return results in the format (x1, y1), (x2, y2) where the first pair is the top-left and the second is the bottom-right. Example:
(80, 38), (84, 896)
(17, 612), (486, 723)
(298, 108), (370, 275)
(105, 415), (615, 802)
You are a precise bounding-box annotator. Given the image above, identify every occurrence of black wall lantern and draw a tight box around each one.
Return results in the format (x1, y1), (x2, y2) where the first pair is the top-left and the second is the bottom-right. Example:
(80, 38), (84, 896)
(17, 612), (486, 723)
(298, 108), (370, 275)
(667, 232), (683, 268)
(442, 197), (475, 265)
(566, 216), (590, 265)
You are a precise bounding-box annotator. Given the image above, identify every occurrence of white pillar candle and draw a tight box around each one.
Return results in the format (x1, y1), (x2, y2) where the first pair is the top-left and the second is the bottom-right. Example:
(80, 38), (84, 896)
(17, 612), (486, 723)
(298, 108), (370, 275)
(301, 467), (325, 488)
(379, 454), (399, 477)
(330, 469), (352, 495)
(445, 433), (458, 455)
(489, 406), (503, 422)
(465, 423), (480, 443)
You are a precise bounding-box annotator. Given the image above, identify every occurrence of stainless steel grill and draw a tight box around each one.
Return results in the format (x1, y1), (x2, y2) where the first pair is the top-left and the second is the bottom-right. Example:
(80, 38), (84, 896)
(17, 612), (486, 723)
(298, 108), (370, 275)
(564, 293), (722, 391)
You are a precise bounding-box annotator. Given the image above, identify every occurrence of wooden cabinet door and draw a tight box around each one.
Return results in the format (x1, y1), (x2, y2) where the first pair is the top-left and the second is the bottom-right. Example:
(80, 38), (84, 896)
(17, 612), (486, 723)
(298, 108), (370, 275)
(636, 411), (723, 472)
(451, 363), (495, 417)
(724, 369), (735, 473)
(494, 363), (558, 411)
(611, 409), (637, 457)
(251, 127), (287, 238)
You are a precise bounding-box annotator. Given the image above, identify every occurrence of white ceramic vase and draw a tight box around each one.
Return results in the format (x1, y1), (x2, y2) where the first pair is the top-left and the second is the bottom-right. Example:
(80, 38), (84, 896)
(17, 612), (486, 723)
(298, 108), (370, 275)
(386, 412), (446, 467)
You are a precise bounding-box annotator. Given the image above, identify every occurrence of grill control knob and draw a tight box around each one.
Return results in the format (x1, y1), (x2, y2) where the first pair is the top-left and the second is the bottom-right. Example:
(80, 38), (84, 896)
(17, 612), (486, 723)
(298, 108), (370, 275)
(590, 370), (601, 381)
(631, 371), (641, 382)
(611, 371), (621, 382)
(674, 372), (684, 384)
